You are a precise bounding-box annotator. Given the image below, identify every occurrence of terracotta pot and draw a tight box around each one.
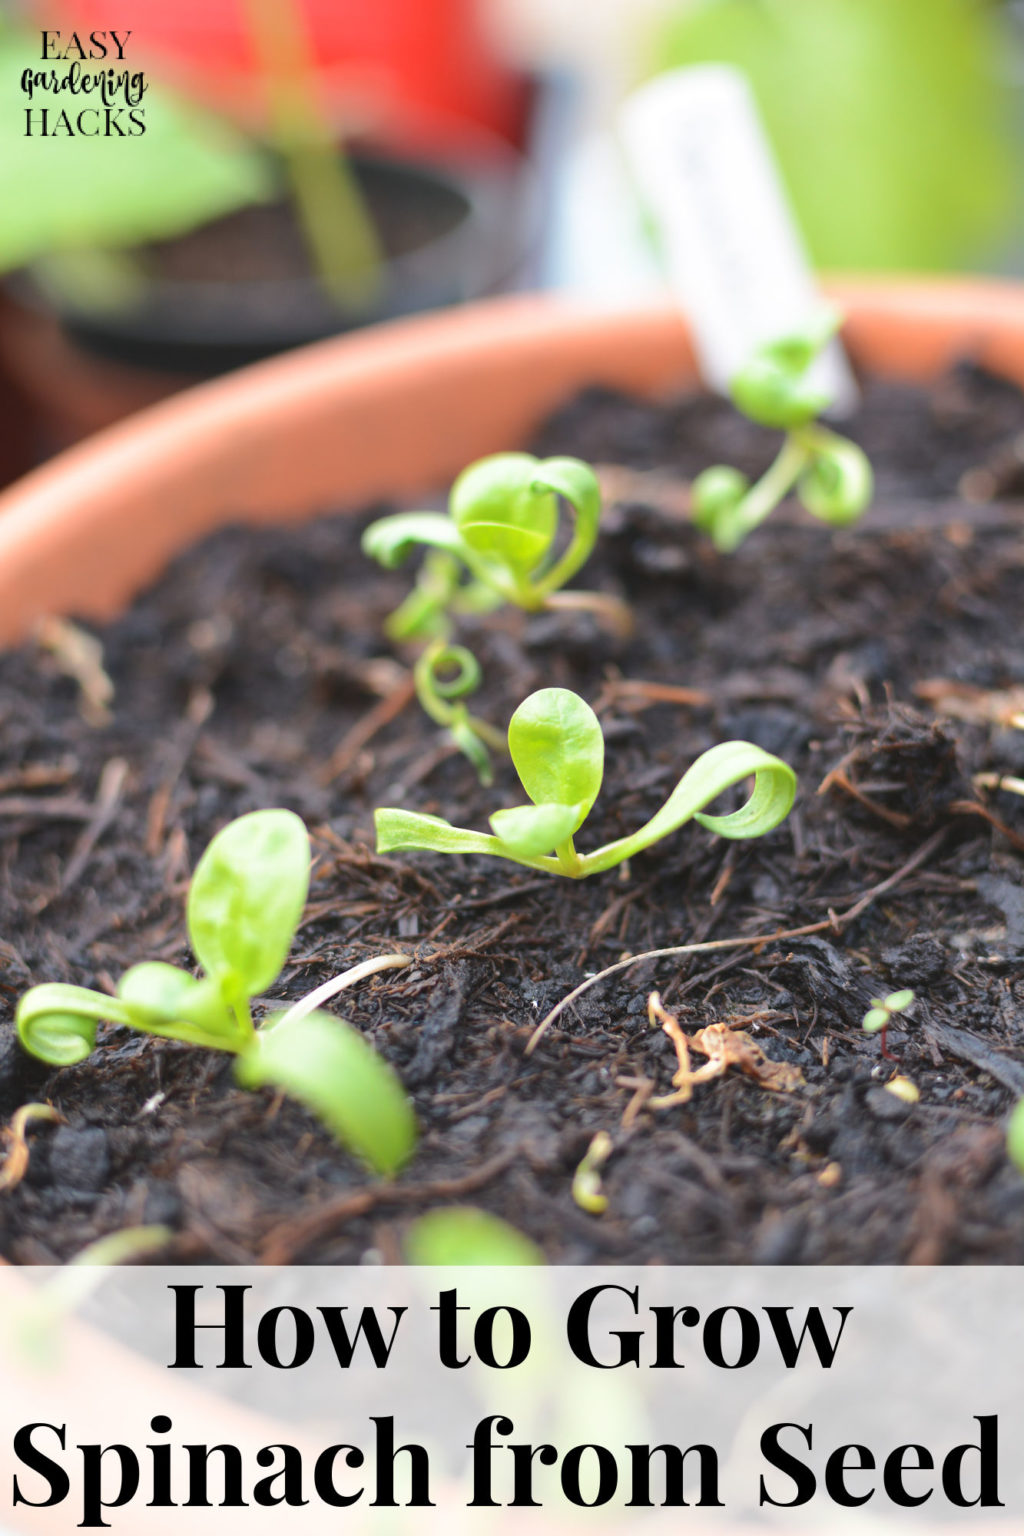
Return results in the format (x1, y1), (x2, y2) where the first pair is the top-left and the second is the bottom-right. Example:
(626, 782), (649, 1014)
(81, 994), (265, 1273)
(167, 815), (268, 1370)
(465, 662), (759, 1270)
(0, 278), (1022, 647)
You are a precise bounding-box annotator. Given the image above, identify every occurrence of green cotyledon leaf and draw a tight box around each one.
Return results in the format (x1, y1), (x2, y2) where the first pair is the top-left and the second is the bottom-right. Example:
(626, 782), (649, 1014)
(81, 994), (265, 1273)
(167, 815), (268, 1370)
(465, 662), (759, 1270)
(16, 983), (134, 1066)
(489, 802), (586, 858)
(186, 808), (310, 999)
(374, 809), (507, 860)
(236, 1009), (416, 1177)
(581, 741), (796, 874)
(450, 453), (557, 575)
(507, 688), (603, 819)
(117, 963), (239, 1048)
(360, 512), (471, 570)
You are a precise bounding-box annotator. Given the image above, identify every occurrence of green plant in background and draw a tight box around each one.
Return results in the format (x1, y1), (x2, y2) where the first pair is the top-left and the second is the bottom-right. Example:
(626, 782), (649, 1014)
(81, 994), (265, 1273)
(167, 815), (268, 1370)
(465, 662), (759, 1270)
(375, 686), (796, 877)
(365, 453), (629, 781)
(16, 810), (415, 1176)
(647, 0), (1014, 273)
(0, 4), (380, 306)
(691, 310), (872, 552)
(1009, 1099), (1024, 1174)
(0, 26), (273, 283)
(861, 987), (915, 1062)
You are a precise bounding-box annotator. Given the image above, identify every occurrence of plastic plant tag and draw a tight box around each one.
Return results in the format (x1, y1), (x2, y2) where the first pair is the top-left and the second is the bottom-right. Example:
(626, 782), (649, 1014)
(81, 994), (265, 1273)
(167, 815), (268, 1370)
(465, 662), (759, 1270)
(619, 65), (857, 415)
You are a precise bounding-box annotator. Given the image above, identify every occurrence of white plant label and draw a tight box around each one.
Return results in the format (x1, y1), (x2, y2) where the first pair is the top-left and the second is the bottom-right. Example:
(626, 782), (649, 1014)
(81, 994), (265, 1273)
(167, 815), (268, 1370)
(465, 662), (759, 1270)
(619, 65), (857, 414)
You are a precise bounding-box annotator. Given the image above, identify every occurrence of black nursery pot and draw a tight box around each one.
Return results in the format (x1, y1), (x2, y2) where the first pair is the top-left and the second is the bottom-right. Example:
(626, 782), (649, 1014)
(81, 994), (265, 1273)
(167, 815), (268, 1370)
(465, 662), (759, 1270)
(18, 145), (536, 376)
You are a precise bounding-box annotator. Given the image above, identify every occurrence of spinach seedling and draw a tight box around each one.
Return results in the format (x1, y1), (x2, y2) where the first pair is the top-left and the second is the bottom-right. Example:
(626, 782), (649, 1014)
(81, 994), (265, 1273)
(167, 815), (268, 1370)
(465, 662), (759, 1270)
(692, 310), (873, 552)
(862, 988), (915, 1062)
(363, 452), (630, 640)
(16, 809), (415, 1176)
(375, 687), (796, 877)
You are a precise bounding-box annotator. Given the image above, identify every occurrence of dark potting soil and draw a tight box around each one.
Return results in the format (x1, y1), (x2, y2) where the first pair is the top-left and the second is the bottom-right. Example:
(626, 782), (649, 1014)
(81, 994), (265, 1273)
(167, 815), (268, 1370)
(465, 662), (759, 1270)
(3, 363), (1024, 1265)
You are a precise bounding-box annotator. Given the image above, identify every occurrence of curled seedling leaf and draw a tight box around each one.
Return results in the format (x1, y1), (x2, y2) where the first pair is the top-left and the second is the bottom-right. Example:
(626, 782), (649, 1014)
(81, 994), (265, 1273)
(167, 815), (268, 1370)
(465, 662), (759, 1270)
(375, 687), (795, 878)
(692, 308), (873, 552)
(15, 810), (416, 1171)
(413, 640), (505, 786)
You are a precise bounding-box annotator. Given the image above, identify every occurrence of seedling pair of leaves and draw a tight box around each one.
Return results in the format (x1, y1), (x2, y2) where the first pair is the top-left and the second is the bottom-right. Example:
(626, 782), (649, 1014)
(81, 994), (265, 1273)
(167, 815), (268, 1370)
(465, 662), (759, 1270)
(364, 453), (628, 783)
(364, 452), (612, 639)
(692, 310), (873, 552)
(16, 810), (415, 1176)
(376, 687), (796, 877)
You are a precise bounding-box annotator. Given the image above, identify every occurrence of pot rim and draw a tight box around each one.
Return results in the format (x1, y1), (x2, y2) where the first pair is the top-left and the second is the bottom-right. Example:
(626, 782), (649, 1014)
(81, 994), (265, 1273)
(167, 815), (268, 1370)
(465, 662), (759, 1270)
(1, 277), (1024, 645)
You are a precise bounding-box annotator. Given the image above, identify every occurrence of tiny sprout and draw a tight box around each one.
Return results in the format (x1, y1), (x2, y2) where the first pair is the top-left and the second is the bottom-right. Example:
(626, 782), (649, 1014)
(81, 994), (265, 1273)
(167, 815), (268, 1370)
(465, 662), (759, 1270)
(572, 1131), (613, 1215)
(692, 309), (873, 552)
(862, 988), (915, 1063)
(1008, 1099), (1024, 1174)
(363, 452), (630, 640)
(884, 1076), (920, 1105)
(404, 1208), (545, 1266)
(375, 687), (796, 878)
(16, 810), (416, 1177)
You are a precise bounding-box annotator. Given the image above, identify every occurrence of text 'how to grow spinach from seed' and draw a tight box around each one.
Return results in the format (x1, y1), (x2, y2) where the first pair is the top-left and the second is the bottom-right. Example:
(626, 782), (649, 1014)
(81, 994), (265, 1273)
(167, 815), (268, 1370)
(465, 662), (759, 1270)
(692, 308), (873, 552)
(16, 809), (416, 1176)
(375, 687), (796, 878)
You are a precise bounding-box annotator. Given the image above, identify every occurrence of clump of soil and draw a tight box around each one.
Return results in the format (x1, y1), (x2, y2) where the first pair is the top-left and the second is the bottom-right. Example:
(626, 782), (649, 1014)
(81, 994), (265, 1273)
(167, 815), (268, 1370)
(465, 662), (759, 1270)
(2, 362), (1024, 1264)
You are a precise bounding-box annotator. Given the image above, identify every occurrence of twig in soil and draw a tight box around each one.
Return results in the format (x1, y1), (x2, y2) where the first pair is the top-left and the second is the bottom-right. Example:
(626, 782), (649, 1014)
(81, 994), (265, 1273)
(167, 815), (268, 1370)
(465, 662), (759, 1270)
(59, 757), (129, 895)
(947, 798), (1024, 854)
(0, 760), (77, 794)
(35, 616), (114, 725)
(320, 670), (417, 783)
(0, 1103), (62, 1193)
(644, 993), (803, 1108)
(273, 952), (412, 1028)
(922, 1019), (1024, 1098)
(145, 686), (214, 856)
(593, 677), (713, 713)
(526, 828), (950, 1053)
(259, 1145), (524, 1264)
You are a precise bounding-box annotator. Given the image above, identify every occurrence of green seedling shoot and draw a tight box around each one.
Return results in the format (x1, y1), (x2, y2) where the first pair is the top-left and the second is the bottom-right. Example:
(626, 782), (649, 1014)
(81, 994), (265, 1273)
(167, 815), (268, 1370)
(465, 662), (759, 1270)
(363, 452), (626, 639)
(692, 310), (873, 553)
(862, 988), (915, 1062)
(16, 810), (415, 1176)
(375, 686), (796, 877)
(364, 452), (629, 782)
(572, 1131), (613, 1215)
(414, 640), (506, 787)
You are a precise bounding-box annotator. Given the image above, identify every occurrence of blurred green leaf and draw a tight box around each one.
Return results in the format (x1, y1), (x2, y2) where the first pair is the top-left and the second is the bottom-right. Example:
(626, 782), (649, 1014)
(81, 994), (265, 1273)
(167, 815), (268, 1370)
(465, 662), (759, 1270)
(648, 0), (1015, 271)
(238, 1010), (417, 1176)
(0, 27), (275, 275)
(404, 1208), (544, 1266)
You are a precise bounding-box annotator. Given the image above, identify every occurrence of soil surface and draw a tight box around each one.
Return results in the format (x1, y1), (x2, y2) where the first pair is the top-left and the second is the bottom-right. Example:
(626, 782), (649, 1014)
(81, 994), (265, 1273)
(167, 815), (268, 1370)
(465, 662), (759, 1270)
(3, 363), (1024, 1265)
